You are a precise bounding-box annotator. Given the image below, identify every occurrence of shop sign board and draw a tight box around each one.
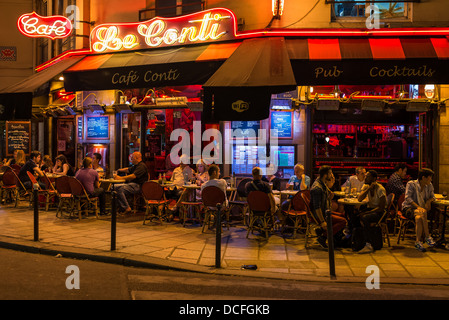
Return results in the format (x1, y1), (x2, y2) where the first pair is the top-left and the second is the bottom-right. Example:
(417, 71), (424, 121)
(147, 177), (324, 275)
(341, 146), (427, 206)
(86, 116), (109, 139)
(89, 8), (236, 53)
(17, 12), (72, 40)
(270, 111), (292, 139)
(6, 121), (31, 156)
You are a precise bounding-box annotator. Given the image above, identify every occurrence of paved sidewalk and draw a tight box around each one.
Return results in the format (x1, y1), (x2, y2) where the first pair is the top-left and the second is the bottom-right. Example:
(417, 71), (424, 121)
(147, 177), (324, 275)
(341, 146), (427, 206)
(1, 203), (449, 285)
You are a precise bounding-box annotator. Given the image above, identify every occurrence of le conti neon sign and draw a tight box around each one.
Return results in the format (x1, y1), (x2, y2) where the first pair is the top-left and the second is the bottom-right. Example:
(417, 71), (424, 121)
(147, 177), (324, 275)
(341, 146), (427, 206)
(90, 8), (236, 53)
(17, 12), (73, 39)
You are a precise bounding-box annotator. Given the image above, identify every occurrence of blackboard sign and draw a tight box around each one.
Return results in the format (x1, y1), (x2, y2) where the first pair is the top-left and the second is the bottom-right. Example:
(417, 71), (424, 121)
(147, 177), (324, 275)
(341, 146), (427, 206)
(6, 121), (31, 156)
(231, 121), (260, 139)
(270, 111), (293, 139)
(86, 116), (109, 139)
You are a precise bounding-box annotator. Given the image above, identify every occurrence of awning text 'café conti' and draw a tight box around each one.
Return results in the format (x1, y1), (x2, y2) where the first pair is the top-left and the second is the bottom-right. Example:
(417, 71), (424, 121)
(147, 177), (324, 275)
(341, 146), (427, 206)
(90, 8), (237, 53)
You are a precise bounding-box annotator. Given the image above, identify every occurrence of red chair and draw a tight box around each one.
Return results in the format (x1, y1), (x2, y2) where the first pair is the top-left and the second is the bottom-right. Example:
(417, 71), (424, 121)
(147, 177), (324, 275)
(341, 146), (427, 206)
(141, 181), (169, 225)
(301, 192), (321, 248)
(55, 176), (74, 218)
(201, 186), (228, 233)
(283, 190), (308, 238)
(246, 191), (274, 238)
(1, 170), (18, 203)
(395, 194), (413, 244)
(11, 170), (31, 208)
(27, 171), (57, 211)
(68, 177), (99, 220)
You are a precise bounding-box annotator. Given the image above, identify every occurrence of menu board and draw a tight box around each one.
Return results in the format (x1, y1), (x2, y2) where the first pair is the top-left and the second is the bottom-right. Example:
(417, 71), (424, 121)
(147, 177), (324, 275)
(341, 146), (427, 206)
(86, 116), (109, 139)
(270, 111), (293, 139)
(6, 121), (31, 156)
(231, 121), (261, 138)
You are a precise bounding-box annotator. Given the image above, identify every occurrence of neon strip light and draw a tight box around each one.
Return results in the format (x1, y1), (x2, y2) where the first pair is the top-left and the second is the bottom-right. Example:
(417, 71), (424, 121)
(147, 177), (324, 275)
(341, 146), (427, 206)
(17, 12), (72, 40)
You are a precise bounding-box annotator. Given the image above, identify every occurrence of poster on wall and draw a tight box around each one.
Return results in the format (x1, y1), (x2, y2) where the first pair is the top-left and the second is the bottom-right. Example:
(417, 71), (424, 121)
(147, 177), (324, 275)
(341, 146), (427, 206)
(270, 111), (293, 139)
(6, 121), (31, 156)
(86, 116), (109, 139)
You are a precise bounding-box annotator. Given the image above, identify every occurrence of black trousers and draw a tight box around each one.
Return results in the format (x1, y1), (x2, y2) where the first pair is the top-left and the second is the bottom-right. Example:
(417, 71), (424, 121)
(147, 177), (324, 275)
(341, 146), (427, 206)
(90, 188), (106, 214)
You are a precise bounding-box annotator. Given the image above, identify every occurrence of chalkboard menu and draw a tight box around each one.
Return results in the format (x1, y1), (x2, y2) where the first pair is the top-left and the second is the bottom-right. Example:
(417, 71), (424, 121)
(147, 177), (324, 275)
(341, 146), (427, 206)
(6, 121), (31, 156)
(270, 111), (293, 139)
(86, 116), (109, 139)
(231, 121), (260, 138)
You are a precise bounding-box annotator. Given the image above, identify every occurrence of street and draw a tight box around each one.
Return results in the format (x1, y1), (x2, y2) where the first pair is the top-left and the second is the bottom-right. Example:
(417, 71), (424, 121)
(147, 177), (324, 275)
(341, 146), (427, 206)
(1, 247), (449, 304)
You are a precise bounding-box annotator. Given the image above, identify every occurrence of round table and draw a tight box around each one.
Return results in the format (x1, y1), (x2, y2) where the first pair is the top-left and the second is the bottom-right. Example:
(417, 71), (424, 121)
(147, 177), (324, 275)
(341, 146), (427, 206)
(337, 197), (369, 206)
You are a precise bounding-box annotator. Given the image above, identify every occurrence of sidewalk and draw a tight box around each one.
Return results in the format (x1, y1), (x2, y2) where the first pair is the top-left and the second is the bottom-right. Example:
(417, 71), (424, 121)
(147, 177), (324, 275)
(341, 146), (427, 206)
(1, 202), (449, 285)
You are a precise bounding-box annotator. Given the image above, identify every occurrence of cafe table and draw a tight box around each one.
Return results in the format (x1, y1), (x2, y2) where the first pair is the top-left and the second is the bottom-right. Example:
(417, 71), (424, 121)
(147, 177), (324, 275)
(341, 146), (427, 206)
(333, 191), (346, 198)
(432, 199), (449, 249)
(337, 197), (369, 206)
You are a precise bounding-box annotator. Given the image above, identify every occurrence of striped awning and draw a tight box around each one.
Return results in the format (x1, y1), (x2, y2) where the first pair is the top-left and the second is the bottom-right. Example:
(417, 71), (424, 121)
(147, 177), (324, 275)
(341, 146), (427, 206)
(286, 37), (449, 85)
(63, 42), (241, 91)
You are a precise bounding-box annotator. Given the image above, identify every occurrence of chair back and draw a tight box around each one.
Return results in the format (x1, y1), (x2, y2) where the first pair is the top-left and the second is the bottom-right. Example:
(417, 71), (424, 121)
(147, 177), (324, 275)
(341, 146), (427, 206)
(11, 170), (27, 191)
(237, 178), (252, 198)
(41, 173), (56, 191)
(397, 193), (405, 212)
(301, 193), (319, 225)
(26, 171), (40, 188)
(55, 176), (72, 194)
(378, 193), (395, 224)
(141, 181), (164, 200)
(290, 190), (308, 211)
(202, 186), (226, 207)
(247, 191), (271, 212)
(2, 171), (16, 187)
(11, 164), (22, 171)
(68, 177), (88, 197)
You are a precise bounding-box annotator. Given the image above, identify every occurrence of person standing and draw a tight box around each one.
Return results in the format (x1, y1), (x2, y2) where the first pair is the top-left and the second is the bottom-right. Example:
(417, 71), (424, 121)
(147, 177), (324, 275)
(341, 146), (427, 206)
(401, 168), (436, 252)
(113, 152), (148, 214)
(75, 157), (106, 215)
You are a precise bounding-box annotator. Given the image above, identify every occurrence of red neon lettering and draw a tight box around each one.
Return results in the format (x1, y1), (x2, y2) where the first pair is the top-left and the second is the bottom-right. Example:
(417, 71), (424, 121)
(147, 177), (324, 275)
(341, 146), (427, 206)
(17, 12), (72, 40)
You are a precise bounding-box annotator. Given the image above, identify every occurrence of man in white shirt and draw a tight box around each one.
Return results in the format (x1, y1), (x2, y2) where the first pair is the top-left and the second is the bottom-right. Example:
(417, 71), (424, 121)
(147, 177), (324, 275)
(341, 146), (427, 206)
(168, 154), (194, 212)
(342, 166), (366, 192)
(201, 164), (228, 206)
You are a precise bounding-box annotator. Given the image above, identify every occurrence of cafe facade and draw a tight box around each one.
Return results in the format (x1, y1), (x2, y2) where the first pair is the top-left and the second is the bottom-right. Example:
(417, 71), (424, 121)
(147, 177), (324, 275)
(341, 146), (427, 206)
(1, 2), (449, 192)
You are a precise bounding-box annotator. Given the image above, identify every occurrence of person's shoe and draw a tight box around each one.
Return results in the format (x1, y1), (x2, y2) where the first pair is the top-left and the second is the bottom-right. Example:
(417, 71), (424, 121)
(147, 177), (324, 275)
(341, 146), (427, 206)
(425, 236), (436, 248)
(415, 241), (427, 252)
(317, 236), (328, 248)
(358, 243), (373, 254)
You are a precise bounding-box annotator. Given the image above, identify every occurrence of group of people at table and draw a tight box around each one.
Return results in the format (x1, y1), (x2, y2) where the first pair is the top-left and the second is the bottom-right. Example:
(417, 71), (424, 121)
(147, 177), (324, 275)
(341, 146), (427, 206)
(3, 149), (443, 254)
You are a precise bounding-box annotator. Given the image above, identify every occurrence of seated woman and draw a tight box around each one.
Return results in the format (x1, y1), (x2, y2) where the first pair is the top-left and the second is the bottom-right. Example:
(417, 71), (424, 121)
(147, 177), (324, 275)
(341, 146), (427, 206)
(52, 154), (75, 176)
(194, 159), (209, 200)
(39, 155), (54, 172)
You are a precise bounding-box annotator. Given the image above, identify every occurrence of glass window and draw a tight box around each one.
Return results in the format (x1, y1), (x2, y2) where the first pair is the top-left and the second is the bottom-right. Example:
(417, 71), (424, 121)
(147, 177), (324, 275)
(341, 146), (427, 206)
(333, 1), (407, 19)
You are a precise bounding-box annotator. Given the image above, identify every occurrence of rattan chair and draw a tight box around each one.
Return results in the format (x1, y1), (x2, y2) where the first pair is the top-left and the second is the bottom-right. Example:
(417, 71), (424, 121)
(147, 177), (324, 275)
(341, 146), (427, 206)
(55, 176), (74, 218)
(201, 186), (228, 233)
(141, 181), (169, 225)
(68, 177), (99, 220)
(282, 190), (309, 238)
(246, 191), (274, 238)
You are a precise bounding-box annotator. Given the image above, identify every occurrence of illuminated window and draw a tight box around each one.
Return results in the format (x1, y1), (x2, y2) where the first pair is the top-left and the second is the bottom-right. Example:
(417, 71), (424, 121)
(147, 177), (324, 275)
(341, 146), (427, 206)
(332, 1), (408, 19)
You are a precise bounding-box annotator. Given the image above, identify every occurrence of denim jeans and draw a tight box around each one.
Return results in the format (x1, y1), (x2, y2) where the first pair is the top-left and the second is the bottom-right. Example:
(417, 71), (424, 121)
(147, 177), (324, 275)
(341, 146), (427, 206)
(114, 183), (141, 211)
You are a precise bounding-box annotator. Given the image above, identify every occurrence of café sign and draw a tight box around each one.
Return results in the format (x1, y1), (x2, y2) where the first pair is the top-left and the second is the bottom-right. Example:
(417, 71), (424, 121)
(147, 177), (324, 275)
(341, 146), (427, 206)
(17, 12), (72, 39)
(90, 8), (236, 53)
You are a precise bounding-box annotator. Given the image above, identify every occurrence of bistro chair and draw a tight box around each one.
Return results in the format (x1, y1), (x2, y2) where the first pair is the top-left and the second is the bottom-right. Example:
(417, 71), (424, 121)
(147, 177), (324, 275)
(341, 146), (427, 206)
(282, 190), (308, 238)
(1, 170), (18, 204)
(396, 193), (414, 244)
(26, 171), (57, 211)
(246, 191), (275, 238)
(141, 181), (169, 225)
(228, 178), (252, 225)
(179, 190), (203, 227)
(55, 176), (74, 218)
(301, 192), (321, 249)
(68, 177), (99, 220)
(11, 170), (32, 208)
(374, 193), (395, 247)
(201, 186), (228, 233)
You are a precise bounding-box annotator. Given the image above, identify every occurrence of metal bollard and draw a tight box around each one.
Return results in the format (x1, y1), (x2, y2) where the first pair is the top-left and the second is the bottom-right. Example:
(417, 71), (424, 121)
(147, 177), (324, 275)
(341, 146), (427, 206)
(215, 203), (222, 268)
(111, 191), (117, 251)
(326, 210), (336, 278)
(33, 184), (39, 242)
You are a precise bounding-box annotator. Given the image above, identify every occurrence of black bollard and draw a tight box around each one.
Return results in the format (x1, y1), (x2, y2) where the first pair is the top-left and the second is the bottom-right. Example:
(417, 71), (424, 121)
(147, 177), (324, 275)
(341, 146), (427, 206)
(111, 191), (117, 251)
(326, 210), (336, 278)
(215, 203), (222, 268)
(33, 184), (39, 242)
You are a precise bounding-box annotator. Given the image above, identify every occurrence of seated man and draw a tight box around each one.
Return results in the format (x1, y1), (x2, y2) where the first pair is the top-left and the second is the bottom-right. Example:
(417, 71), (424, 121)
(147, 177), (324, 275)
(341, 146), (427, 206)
(18, 150), (46, 190)
(281, 163), (311, 211)
(386, 163), (407, 202)
(201, 164), (228, 206)
(113, 152), (148, 214)
(75, 157), (106, 215)
(245, 167), (277, 218)
(357, 170), (387, 254)
(310, 165), (347, 248)
(168, 154), (195, 211)
(401, 168), (436, 252)
(342, 166), (366, 193)
(92, 153), (105, 179)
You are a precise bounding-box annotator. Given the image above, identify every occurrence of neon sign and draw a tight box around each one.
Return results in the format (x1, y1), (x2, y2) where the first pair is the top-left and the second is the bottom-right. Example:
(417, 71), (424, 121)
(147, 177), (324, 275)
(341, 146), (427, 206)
(17, 12), (72, 40)
(90, 8), (236, 53)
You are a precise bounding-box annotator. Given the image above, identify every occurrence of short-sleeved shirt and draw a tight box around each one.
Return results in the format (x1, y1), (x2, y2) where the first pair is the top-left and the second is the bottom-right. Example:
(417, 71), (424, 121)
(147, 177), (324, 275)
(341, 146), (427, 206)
(360, 183), (386, 209)
(402, 180), (435, 209)
(128, 162), (148, 185)
(75, 168), (99, 195)
(201, 178), (228, 204)
(171, 166), (194, 187)
(342, 175), (365, 192)
(18, 160), (38, 183)
(288, 175), (311, 190)
(245, 179), (272, 194)
(386, 172), (405, 199)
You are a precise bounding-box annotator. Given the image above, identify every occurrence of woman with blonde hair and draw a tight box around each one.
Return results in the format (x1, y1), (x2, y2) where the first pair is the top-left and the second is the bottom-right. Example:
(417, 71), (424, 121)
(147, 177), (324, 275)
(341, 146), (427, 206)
(15, 150), (26, 167)
(195, 159), (209, 199)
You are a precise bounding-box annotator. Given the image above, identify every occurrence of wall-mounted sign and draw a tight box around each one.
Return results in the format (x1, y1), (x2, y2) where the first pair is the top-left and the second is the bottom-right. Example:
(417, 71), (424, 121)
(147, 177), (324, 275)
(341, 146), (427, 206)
(17, 12), (72, 40)
(270, 111), (293, 139)
(90, 8), (236, 53)
(86, 116), (109, 139)
(6, 121), (31, 156)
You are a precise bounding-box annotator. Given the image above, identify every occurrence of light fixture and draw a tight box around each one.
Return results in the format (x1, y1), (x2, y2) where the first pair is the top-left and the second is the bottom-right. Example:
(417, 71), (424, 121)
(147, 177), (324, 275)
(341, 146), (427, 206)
(397, 85), (408, 99)
(330, 85), (342, 98)
(316, 99), (340, 111)
(424, 84), (435, 99)
(272, 0), (284, 19)
(361, 99), (385, 112)
(58, 76), (64, 81)
(406, 101), (430, 112)
(87, 104), (105, 114)
(155, 96), (188, 108)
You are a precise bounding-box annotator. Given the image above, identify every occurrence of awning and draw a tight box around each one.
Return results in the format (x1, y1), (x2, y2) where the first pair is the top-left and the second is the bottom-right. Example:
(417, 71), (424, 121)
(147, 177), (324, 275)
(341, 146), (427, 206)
(203, 37), (297, 122)
(287, 37), (449, 85)
(63, 42), (241, 91)
(0, 55), (85, 94)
